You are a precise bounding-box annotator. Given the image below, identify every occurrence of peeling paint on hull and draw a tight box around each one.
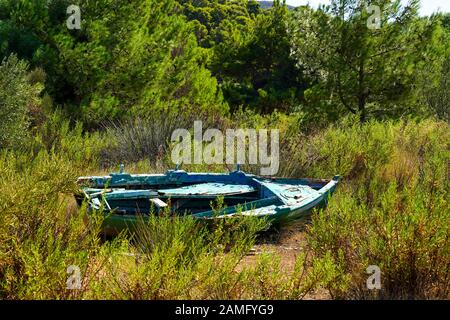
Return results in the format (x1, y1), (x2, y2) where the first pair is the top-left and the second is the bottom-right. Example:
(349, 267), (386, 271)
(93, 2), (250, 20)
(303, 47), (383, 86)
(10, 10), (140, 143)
(75, 169), (340, 234)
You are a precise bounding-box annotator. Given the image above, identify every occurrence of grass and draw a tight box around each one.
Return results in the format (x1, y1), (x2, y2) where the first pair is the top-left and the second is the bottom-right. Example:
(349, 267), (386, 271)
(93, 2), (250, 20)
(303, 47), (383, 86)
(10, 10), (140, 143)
(298, 118), (450, 299)
(0, 113), (448, 299)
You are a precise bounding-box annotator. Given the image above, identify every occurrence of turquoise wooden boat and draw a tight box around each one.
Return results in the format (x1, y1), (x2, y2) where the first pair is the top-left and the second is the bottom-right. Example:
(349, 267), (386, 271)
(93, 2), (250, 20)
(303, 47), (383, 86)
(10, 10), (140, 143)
(75, 166), (340, 234)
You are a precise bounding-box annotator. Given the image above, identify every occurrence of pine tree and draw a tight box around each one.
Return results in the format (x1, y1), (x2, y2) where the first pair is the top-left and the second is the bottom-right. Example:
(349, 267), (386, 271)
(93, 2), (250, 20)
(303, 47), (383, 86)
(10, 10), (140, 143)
(289, 0), (439, 122)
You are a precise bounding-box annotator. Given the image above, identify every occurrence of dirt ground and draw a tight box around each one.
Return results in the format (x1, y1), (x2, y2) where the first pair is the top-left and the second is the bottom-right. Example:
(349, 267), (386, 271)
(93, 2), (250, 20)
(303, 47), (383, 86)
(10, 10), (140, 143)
(240, 220), (309, 271)
(238, 220), (331, 299)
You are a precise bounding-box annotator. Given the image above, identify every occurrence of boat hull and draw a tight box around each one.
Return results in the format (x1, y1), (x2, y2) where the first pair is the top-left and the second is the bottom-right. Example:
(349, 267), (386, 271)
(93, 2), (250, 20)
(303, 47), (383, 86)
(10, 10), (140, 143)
(75, 169), (340, 235)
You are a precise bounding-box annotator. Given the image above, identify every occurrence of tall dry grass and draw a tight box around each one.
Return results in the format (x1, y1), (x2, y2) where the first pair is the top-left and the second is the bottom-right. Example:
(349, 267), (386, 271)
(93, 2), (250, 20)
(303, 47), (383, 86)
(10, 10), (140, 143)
(0, 113), (448, 299)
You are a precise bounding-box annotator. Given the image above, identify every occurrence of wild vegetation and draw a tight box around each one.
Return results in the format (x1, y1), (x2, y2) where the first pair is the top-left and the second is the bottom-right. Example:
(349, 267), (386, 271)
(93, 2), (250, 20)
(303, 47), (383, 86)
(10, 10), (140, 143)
(0, 0), (448, 299)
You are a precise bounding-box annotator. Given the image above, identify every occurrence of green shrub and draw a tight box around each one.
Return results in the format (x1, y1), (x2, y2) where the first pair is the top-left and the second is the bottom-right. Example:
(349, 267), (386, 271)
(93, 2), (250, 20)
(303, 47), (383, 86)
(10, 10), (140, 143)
(1, 113), (448, 300)
(302, 118), (450, 299)
(84, 209), (270, 299)
(100, 116), (193, 167)
(0, 54), (42, 149)
(0, 150), (105, 299)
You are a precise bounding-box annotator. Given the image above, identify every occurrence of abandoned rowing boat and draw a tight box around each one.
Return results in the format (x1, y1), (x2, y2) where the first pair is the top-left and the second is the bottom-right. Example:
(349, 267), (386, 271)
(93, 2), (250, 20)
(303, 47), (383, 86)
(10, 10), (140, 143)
(75, 166), (340, 234)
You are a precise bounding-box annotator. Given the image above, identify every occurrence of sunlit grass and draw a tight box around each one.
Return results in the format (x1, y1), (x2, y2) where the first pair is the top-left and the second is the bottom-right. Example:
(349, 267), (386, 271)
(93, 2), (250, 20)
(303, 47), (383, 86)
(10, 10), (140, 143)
(0, 114), (448, 299)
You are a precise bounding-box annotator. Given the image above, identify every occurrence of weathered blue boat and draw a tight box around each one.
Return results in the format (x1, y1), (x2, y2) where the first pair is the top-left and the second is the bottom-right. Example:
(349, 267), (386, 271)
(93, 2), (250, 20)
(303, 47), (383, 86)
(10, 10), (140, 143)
(76, 166), (340, 234)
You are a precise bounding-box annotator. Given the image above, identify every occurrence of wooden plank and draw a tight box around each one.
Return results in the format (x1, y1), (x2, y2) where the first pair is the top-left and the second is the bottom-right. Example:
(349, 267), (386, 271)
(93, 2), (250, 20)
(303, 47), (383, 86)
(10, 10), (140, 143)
(158, 183), (256, 198)
(150, 198), (168, 208)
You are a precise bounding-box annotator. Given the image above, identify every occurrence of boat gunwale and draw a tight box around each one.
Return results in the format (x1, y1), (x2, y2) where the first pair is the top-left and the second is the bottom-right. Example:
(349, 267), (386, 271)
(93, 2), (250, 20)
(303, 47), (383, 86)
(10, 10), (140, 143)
(76, 170), (340, 227)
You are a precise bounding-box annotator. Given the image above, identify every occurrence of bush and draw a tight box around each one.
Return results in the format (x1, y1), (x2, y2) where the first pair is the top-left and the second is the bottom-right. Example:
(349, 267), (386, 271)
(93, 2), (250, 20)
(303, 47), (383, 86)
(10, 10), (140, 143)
(298, 118), (450, 299)
(0, 150), (105, 299)
(100, 116), (191, 167)
(88, 206), (271, 299)
(99, 112), (229, 170)
(0, 54), (42, 149)
(1, 112), (448, 300)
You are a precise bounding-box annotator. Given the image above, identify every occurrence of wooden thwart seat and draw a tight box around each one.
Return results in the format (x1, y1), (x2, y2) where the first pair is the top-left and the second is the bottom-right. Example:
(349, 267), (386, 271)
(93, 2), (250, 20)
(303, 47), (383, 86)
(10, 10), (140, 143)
(150, 198), (168, 208)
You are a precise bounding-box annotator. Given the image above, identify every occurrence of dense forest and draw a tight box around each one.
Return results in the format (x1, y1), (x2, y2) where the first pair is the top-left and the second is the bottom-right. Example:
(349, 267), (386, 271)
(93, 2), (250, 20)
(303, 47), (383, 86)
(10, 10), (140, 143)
(0, 0), (448, 300)
(1, 0), (448, 134)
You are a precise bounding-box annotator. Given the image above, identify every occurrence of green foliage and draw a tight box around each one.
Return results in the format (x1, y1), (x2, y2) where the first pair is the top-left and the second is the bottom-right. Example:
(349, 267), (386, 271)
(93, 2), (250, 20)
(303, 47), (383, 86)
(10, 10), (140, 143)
(177, 0), (257, 47)
(288, 0), (445, 122)
(0, 147), (104, 298)
(1, 111), (448, 299)
(211, 0), (304, 113)
(310, 180), (449, 299)
(0, 54), (43, 149)
(425, 55), (450, 121)
(279, 117), (450, 299)
(0, 0), (449, 301)
(1, 0), (447, 122)
(414, 14), (450, 121)
(1, 0), (228, 126)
